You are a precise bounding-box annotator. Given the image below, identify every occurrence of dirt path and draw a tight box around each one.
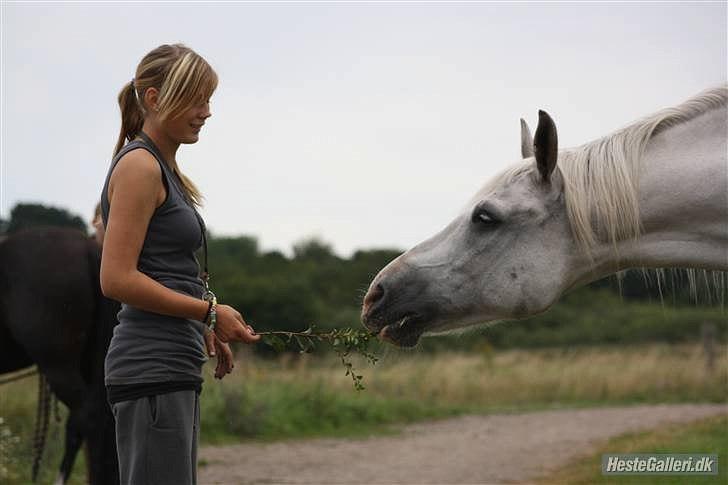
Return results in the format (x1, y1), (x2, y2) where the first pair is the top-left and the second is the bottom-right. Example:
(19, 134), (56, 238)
(199, 403), (726, 485)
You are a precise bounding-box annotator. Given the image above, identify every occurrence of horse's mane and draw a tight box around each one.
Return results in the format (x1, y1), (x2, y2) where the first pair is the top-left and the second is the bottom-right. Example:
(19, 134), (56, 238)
(558, 85), (727, 253)
(488, 86), (728, 304)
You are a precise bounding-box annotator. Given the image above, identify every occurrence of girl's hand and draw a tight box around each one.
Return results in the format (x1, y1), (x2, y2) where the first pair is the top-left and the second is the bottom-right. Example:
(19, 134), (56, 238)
(214, 337), (234, 379)
(213, 304), (261, 344)
(203, 330), (235, 379)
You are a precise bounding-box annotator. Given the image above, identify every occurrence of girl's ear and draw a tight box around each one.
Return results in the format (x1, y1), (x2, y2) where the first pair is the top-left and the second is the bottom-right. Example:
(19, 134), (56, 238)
(143, 87), (160, 112)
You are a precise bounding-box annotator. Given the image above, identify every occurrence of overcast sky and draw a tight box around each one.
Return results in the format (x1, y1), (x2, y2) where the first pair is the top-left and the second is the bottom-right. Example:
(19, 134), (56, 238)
(2, 2), (725, 256)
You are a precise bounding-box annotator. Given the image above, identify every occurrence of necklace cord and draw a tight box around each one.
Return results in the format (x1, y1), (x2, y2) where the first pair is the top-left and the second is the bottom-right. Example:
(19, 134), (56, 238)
(134, 132), (210, 290)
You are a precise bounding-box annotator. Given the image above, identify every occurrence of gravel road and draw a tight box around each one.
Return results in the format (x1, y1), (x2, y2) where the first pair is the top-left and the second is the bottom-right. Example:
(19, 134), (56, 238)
(198, 403), (726, 485)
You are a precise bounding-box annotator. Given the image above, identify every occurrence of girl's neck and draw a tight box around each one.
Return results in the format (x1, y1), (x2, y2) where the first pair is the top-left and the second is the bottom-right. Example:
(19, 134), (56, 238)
(139, 123), (179, 167)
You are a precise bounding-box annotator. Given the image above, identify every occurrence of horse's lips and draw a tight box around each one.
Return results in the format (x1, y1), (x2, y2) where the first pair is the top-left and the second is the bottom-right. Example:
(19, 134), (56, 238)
(376, 315), (423, 347)
(377, 324), (395, 341)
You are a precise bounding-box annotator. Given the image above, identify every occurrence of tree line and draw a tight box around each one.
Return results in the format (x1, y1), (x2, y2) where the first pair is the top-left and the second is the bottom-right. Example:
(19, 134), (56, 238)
(2, 203), (725, 351)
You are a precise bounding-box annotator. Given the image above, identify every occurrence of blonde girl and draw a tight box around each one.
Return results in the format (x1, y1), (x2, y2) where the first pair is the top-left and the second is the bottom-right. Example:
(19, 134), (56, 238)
(99, 43), (259, 485)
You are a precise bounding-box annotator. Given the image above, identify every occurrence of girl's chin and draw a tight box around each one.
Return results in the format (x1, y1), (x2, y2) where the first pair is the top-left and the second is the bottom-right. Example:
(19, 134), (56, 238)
(180, 133), (200, 144)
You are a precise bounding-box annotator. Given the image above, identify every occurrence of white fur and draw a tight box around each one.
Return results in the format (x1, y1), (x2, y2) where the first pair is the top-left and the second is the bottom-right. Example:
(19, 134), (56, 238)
(365, 86), (727, 342)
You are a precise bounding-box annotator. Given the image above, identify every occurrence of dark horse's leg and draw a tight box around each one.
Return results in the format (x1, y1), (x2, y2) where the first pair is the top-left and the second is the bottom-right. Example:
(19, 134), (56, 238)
(78, 264), (120, 485)
(1, 310), (85, 484)
(0, 303), (33, 373)
(58, 411), (84, 484)
(34, 365), (87, 485)
(0, 228), (119, 484)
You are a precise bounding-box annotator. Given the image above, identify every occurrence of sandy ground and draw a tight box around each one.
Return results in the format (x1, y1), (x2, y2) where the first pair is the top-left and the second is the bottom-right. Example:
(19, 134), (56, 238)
(198, 403), (727, 485)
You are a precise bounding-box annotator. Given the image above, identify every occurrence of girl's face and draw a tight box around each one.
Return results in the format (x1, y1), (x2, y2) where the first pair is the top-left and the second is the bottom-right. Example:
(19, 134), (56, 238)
(164, 98), (212, 145)
(142, 87), (212, 144)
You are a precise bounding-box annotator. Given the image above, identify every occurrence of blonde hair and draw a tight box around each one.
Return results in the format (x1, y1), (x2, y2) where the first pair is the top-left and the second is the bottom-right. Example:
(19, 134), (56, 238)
(114, 43), (218, 207)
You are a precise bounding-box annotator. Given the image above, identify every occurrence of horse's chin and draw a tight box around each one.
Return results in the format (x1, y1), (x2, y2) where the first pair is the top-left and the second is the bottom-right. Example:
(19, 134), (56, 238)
(376, 316), (465, 347)
(377, 316), (427, 348)
(377, 315), (504, 347)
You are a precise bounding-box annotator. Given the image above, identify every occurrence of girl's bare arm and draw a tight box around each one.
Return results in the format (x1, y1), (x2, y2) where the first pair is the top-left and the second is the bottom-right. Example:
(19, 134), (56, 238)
(100, 149), (258, 343)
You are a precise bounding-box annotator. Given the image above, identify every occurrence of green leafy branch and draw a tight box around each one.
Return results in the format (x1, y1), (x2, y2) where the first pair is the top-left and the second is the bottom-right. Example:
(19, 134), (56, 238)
(258, 326), (379, 391)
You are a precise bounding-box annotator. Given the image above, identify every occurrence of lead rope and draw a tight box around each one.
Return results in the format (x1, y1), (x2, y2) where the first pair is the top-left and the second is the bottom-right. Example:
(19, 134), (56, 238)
(31, 374), (51, 482)
(194, 207), (217, 309)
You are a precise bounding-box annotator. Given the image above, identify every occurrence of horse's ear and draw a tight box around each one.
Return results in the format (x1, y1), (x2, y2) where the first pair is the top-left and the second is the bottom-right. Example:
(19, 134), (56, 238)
(534, 110), (558, 182)
(520, 118), (534, 158)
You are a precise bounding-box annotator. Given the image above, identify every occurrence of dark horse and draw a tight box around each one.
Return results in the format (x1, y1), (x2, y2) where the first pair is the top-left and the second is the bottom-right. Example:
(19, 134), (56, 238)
(0, 226), (120, 484)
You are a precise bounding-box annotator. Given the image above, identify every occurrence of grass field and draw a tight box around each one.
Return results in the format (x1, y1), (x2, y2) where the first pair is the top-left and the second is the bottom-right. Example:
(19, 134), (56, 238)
(1, 342), (726, 483)
(538, 414), (727, 485)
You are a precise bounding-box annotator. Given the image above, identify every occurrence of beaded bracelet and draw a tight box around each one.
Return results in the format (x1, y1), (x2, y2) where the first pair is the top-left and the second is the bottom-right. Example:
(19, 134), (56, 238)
(203, 290), (218, 331)
(203, 299), (213, 322)
(205, 302), (217, 331)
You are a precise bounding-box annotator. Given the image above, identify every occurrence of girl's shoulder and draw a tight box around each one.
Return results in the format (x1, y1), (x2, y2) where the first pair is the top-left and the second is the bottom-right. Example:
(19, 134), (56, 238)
(106, 145), (168, 211)
(111, 146), (162, 183)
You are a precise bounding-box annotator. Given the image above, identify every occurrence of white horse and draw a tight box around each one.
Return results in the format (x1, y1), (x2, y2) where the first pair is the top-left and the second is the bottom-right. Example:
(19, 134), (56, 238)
(361, 86), (727, 347)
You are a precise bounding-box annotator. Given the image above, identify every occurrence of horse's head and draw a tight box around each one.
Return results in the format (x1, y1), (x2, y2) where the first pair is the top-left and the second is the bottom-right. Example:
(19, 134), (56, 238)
(362, 111), (580, 347)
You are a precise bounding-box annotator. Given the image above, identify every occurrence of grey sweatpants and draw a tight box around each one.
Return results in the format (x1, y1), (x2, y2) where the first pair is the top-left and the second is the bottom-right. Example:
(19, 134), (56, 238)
(111, 390), (200, 485)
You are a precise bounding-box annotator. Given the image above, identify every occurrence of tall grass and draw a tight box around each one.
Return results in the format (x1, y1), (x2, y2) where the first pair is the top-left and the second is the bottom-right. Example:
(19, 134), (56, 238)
(1, 343), (725, 483)
(362, 343), (727, 407)
(200, 342), (726, 443)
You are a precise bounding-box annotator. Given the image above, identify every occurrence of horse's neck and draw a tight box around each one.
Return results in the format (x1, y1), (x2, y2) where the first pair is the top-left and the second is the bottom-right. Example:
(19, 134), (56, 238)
(599, 105), (727, 273)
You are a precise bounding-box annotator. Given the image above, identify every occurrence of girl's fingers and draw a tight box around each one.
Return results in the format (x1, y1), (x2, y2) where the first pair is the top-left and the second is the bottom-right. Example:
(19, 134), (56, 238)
(204, 330), (216, 357)
(212, 339), (234, 378)
(215, 350), (224, 378)
(226, 308), (259, 343)
(236, 322), (260, 343)
(214, 328), (230, 343)
(224, 344), (234, 373)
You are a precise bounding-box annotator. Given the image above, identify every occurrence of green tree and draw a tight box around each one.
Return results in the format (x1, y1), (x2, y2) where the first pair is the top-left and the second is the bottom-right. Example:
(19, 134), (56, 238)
(6, 203), (87, 234)
(292, 237), (337, 263)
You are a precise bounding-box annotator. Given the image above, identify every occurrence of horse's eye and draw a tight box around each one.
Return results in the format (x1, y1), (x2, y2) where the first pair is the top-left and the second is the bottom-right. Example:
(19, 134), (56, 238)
(471, 208), (500, 226)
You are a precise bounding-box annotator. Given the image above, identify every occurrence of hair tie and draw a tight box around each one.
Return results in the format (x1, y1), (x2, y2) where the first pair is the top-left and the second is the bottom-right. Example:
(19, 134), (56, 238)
(130, 77), (135, 90)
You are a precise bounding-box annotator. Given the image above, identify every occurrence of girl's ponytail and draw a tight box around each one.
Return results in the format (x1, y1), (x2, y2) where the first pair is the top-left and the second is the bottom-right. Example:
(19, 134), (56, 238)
(113, 80), (145, 158)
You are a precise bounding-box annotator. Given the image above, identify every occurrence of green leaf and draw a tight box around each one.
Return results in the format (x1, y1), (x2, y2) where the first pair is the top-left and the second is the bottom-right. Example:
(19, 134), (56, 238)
(264, 335), (286, 353)
(293, 335), (305, 350)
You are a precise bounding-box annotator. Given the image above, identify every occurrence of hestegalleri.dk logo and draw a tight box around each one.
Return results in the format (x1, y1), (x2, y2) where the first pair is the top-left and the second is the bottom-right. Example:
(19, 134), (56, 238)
(602, 454), (718, 475)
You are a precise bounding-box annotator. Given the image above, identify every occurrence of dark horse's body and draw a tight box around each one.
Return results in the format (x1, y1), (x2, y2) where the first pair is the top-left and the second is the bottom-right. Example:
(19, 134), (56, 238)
(0, 226), (120, 484)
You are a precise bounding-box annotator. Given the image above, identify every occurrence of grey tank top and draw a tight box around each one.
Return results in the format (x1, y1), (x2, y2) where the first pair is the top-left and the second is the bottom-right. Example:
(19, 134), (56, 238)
(100, 133), (207, 386)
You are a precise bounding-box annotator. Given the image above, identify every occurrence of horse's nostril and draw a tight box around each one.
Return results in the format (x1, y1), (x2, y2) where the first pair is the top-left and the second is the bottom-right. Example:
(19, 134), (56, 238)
(363, 283), (385, 311)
